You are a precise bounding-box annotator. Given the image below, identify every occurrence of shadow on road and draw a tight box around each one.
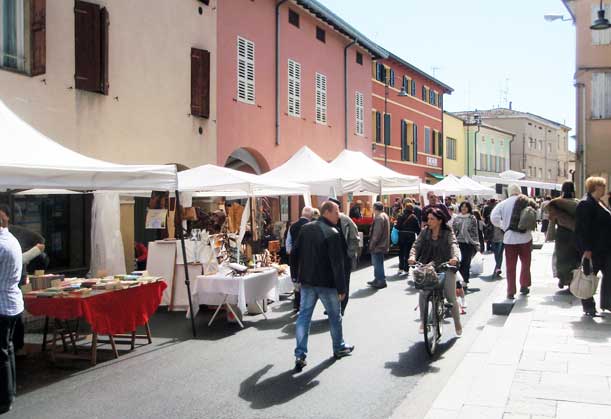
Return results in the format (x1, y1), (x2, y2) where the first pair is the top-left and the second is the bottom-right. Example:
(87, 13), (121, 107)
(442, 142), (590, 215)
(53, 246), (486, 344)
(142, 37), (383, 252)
(385, 337), (458, 377)
(350, 287), (378, 299)
(278, 318), (330, 340)
(239, 358), (336, 408)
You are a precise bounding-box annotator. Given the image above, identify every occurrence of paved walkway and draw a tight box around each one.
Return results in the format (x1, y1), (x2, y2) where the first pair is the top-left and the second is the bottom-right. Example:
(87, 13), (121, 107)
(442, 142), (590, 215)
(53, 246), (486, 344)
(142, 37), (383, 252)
(421, 243), (611, 419)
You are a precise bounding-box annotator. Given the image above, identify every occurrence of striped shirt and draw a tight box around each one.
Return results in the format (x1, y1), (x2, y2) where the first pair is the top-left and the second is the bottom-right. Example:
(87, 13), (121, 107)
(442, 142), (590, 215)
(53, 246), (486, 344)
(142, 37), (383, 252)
(0, 228), (24, 316)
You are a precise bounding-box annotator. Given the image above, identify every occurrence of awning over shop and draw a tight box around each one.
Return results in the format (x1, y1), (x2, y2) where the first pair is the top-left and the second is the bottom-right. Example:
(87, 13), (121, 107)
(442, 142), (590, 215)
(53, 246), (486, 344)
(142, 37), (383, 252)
(0, 101), (177, 191)
(473, 175), (562, 191)
(426, 172), (445, 181)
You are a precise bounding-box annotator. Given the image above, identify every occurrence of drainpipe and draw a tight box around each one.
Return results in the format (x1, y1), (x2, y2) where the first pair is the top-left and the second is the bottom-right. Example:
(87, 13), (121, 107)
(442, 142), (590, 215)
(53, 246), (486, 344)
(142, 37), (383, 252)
(275, 0), (288, 146)
(474, 124), (480, 175)
(344, 41), (355, 150)
(466, 125), (470, 175)
(441, 106), (445, 176)
(522, 133), (526, 178)
(576, 82), (587, 195)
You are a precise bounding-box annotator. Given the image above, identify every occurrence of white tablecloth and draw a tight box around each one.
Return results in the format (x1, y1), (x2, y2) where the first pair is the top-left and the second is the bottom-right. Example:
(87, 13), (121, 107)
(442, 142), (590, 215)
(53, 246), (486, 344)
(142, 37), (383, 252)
(276, 272), (294, 299)
(190, 268), (278, 317)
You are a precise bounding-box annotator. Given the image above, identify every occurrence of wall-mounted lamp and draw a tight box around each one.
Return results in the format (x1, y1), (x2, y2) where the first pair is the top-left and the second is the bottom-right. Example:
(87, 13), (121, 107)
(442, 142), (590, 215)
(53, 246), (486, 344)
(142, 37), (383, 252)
(591, 0), (611, 30)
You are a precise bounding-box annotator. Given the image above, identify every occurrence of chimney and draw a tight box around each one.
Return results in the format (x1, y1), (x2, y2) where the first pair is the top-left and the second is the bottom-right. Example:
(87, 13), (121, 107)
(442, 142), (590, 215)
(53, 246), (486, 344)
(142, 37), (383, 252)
(509, 101), (512, 110)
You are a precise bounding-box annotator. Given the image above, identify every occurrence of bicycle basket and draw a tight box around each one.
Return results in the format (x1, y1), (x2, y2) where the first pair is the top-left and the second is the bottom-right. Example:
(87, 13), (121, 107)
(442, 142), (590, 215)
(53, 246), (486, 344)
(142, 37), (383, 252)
(413, 263), (440, 290)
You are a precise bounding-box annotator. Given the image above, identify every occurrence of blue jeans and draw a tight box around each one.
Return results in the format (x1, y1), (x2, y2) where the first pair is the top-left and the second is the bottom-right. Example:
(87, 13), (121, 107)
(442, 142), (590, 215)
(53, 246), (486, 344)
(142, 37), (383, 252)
(371, 252), (386, 282)
(491, 242), (504, 271)
(295, 286), (345, 359)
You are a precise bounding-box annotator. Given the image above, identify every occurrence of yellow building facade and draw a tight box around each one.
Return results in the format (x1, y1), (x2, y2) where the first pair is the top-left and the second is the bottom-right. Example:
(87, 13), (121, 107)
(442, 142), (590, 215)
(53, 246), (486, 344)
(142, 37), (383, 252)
(443, 112), (466, 177)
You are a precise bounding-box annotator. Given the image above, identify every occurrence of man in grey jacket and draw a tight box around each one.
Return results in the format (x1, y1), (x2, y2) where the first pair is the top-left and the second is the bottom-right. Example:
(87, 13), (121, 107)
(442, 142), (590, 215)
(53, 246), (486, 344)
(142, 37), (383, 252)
(368, 202), (390, 289)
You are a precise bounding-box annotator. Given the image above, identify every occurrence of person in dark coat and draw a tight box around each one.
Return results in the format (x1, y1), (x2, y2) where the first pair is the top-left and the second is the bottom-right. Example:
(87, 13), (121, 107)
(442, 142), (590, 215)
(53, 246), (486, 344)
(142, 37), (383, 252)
(545, 181), (579, 289)
(422, 191), (451, 225)
(290, 201), (354, 372)
(575, 177), (611, 315)
(286, 207), (313, 313)
(395, 203), (421, 276)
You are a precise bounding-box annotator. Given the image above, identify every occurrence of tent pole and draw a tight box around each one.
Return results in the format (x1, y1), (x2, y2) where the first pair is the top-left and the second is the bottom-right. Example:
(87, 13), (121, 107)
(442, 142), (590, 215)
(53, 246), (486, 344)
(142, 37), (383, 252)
(175, 192), (197, 338)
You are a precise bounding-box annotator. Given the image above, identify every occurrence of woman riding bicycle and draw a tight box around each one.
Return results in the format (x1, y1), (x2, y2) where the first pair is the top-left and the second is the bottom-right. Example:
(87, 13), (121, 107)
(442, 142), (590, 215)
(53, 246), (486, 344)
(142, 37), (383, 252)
(409, 208), (463, 336)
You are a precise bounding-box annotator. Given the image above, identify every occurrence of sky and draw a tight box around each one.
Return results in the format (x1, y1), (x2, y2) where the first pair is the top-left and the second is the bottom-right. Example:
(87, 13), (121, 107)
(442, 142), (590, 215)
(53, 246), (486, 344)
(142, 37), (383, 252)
(319, 0), (577, 147)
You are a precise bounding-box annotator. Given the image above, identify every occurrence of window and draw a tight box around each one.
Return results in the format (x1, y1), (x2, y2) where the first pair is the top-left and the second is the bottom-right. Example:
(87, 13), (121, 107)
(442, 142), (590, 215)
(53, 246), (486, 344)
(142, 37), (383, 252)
(375, 62), (386, 83)
(438, 94), (443, 108)
(402, 76), (409, 94)
(383, 113), (391, 145)
(237, 36), (255, 103)
(548, 169), (552, 179)
(480, 153), (487, 171)
(538, 168), (543, 178)
(316, 26), (326, 43)
(74, 1), (109, 94)
(528, 166), (532, 177)
(355, 91), (364, 136)
(315, 72), (327, 124)
(424, 127), (431, 153)
(429, 90), (435, 105)
(538, 140), (543, 151)
(387, 67), (395, 87)
(191, 48), (211, 118)
(446, 137), (457, 160)
(490, 138), (495, 144)
(488, 155), (494, 172)
(411, 79), (416, 96)
(592, 4), (611, 45)
(422, 86), (427, 101)
(592, 72), (611, 119)
(547, 143), (552, 153)
(356, 51), (363, 65)
(288, 9), (299, 27)
(288, 59), (301, 117)
(374, 111), (381, 143)
(401, 120), (409, 161)
(0, 0), (45, 75)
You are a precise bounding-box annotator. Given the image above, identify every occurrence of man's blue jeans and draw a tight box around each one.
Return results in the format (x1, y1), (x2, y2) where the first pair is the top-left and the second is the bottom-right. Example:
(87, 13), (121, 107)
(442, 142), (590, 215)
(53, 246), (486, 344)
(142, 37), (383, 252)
(371, 252), (386, 282)
(295, 285), (345, 359)
(491, 242), (504, 271)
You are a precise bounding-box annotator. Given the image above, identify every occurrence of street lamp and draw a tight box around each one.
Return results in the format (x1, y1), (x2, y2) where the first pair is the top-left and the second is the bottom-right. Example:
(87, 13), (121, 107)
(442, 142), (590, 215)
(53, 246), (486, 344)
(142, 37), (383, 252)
(591, 0), (611, 30)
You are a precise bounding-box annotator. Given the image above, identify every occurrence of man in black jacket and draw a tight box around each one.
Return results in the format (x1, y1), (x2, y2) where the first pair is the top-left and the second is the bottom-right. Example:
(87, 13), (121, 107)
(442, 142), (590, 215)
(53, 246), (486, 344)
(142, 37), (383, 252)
(290, 201), (355, 372)
(286, 207), (313, 313)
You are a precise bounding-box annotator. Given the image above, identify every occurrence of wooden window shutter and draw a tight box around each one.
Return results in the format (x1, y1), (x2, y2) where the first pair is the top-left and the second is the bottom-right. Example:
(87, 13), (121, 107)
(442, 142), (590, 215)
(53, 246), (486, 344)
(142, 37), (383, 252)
(100, 7), (109, 95)
(411, 79), (416, 96)
(74, 1), (108, 94)
(29, 0), (46, 76)
(412, 124), (418, 163)
(191, 48), (211, 118)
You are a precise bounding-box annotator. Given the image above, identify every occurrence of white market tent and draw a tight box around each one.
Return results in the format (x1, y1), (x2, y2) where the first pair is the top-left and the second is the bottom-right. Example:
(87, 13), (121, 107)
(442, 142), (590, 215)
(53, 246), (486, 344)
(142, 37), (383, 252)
(473, 175), (562, 191)
(459, 176), (496, 196)
(424, 174), (470, 195)
(0, 101), (177, 191)
(259, 146), (364, 196)
(178, 164), (310, 199)
(330, 149), (420, 194)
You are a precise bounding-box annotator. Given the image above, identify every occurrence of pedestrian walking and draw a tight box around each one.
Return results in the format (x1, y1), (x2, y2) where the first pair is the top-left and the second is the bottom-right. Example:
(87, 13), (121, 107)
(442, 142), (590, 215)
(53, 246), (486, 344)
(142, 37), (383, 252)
(286, 206), (313, 313)
(452, 202), (480, 288)
(545, 181), (579, 289)
(490, 184), (537, 299)
(540, 196), (551, 235)
(575, 177), (611, 315)
(490, 224), (505, 278)
(368, 202), (390, 289)
(395, 203), (421, 276)
(473, 209), (485, 254)
(422, 191), (451, 225)
(0, 206), (24, 414)
(408, 208), (463, 336)
(328, 198), (359, 316)
(290, 201), (354, 372)
(482, 199), (496, 252)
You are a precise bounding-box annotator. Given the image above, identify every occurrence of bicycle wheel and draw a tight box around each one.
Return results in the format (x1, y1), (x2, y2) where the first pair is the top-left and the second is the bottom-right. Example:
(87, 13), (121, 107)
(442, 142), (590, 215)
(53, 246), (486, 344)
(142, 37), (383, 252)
(423, 292), (438, 356)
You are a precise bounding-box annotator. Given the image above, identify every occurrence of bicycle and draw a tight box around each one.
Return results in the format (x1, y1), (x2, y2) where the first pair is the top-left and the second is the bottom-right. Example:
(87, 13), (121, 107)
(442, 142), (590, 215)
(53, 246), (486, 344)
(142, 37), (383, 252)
(412, 261), (458, 356)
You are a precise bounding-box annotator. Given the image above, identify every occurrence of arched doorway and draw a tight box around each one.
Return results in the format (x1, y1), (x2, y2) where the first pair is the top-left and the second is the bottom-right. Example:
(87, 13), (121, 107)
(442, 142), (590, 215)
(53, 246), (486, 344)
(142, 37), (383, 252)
(224, 148), (270, 175)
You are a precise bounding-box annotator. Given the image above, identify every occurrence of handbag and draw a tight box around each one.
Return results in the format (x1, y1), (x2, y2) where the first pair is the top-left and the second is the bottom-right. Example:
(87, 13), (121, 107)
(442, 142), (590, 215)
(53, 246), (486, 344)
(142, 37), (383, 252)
(391, 226), (399, 246)
(570, 257), (600, 300)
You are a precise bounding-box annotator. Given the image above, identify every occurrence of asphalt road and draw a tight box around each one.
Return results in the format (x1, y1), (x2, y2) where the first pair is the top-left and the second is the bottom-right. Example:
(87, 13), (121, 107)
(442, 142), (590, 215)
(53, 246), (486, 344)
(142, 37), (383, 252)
(11, 255), (502, 419)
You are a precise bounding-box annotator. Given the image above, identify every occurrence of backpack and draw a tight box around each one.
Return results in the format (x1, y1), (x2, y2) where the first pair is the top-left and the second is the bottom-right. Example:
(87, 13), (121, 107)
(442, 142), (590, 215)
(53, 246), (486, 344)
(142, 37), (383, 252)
(509, 195), (537, 233)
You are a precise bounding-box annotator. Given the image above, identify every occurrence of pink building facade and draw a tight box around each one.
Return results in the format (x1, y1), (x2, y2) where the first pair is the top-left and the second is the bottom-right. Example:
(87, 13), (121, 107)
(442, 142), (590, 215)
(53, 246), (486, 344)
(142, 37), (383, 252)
(216, 0), (385, 173)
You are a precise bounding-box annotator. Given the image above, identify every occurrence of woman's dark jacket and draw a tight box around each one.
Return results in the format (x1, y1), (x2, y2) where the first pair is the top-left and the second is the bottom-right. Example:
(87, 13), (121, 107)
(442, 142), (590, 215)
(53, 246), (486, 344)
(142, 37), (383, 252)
(409, 227), (459, 267)
(575, 194), (611, 256)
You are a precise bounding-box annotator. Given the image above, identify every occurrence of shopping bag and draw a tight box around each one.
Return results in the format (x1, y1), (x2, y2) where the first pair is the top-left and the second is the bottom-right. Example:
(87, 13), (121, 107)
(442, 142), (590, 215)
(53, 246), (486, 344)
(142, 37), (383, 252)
(200, 243), (219, 276)
(570, 258), (600, 300)
(470, 252), (484, 276)
(391, 226), (399, 246)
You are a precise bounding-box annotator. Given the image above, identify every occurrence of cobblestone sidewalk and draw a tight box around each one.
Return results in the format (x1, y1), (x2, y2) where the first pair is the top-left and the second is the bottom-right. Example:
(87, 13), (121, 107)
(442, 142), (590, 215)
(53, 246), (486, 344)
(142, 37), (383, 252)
(423, 243), (611, 419)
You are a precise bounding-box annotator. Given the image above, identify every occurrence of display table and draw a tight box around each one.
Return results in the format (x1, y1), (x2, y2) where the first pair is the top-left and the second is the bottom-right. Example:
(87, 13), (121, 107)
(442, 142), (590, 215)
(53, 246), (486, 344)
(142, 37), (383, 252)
(190, 269), (278, 328)
(25, 281), (166, 365)
(275, 272), (294, 300)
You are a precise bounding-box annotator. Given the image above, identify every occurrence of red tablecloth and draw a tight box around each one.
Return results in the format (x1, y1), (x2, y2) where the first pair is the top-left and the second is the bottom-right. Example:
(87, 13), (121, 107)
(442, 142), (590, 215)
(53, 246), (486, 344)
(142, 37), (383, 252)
(24, 282), (167, 335)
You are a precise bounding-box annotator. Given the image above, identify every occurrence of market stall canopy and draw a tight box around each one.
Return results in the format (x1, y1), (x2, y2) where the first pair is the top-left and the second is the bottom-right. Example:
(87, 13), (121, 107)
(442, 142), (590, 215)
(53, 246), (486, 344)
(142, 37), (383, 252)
(425, 174), (470, 195)
(178, 164), (310, 197)
(459, 176), (496, 196)
(499, 170), (526, 180)
(330, 149), (420, 194)
(259, 146), (363, 196)
(0, 101), (177, 191)
(473, 175), (562, 191)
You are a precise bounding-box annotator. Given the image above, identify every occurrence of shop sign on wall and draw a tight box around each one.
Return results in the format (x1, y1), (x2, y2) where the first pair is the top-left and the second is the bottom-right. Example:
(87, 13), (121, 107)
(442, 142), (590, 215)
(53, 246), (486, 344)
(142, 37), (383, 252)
(426, 156), (439, 167)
